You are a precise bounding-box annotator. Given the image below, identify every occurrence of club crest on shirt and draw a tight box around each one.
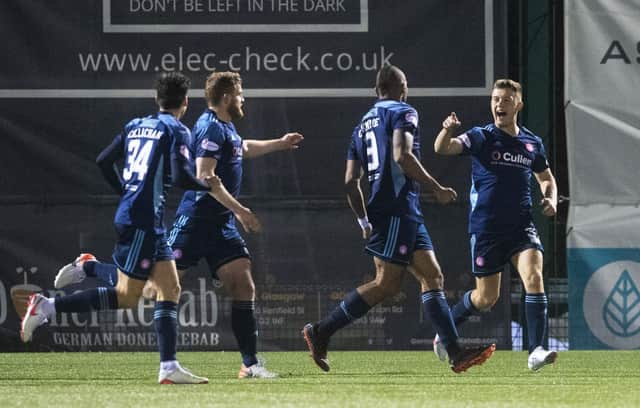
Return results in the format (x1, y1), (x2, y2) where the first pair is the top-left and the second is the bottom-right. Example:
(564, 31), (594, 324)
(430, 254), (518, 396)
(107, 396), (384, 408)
(405, 112), (418, 127)
(201, 138), (219, 152)
(525, 143), (535, 152)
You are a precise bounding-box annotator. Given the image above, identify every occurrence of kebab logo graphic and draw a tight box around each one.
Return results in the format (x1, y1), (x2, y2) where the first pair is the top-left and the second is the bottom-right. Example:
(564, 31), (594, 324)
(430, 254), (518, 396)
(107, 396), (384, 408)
(11, 266), (42, 318)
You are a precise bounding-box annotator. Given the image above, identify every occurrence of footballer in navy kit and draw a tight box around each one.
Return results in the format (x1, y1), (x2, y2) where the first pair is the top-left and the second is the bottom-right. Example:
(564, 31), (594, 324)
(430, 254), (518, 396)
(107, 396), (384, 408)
(169, 71), (303, 379)
(51, 71), (302, 379)
(108, 113), (197, 277)
(21, 72), (214, 384)
(433, 79), (559, 371)
(303, 64), (496, 374)
(170, 102), (249, 272)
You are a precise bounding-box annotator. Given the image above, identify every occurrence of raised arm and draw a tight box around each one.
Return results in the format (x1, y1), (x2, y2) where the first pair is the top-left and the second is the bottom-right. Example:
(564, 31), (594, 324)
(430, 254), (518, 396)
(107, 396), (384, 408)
(392, 129), (457, 204)
(345, 159), (371, 239)
(535, 168), (557, 216)
(196, 156), (262, 233)
(243, 132), (303, 159)
(434, 112), (465, 155)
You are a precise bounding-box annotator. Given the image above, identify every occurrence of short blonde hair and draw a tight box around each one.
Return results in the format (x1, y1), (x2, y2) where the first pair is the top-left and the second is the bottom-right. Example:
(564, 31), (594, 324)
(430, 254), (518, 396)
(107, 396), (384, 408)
(205, 71), (242, 105)
(492, 79), (523, 100)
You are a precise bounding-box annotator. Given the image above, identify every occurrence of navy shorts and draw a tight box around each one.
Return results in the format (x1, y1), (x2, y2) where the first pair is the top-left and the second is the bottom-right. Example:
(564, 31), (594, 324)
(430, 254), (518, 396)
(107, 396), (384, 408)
(470, 223), (544, 277)
(112, 224), (174, 281)
(365, 216), (434, 266)
(167, 214), (250, 280)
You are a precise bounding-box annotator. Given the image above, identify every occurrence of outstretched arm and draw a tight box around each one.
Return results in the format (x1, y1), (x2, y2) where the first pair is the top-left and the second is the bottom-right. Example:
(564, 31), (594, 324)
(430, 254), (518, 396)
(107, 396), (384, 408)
(196, 156), (262, 233)
(434, 112), (464, 155)
(535, 168), (557, 216)
(393, 129), (457, 204)
(345, 159), (371, 239)
(243, 132), (303, 159)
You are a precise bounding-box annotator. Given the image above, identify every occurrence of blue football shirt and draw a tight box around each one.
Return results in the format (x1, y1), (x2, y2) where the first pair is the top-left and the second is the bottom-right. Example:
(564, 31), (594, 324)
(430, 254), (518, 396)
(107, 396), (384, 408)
(176, 109), (243, 221)
(347, 99), (423, 222)
(114, 112), (193, 234)
(457, 124), (549, 233)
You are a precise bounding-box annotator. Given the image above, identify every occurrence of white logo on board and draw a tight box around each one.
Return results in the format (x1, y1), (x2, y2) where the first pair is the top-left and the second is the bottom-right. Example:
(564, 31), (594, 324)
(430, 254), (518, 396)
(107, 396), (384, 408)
(583, 260), (640, 349)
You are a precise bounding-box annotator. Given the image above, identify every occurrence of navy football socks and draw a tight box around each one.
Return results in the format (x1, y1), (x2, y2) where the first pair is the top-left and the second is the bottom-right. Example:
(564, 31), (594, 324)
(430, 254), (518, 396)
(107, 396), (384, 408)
(316, 290), (371, 338)
(525, 292), (548, 353)
(232, 300), (259, 367)
(451, 290), (480, 326)
(55, 287), (118, 313)
(421, 290), (461, 356)
(154, 301), (178, 362)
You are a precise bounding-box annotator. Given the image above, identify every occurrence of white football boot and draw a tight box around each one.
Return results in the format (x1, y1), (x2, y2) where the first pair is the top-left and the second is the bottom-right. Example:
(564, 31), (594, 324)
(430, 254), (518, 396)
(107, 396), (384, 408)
(238, 359), (278, 379)
(433, 334), (449, 362)
(21, 294), (52, 342)
(158, 362), (209, 384)
(528, 346), (558, 371)
(54, 253), (96, 288)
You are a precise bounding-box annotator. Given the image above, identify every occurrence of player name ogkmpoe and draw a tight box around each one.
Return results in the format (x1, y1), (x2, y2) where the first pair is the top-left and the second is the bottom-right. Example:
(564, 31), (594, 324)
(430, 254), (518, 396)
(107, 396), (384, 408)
(127, 127), (164, 140)
(361, 117), (380, 132)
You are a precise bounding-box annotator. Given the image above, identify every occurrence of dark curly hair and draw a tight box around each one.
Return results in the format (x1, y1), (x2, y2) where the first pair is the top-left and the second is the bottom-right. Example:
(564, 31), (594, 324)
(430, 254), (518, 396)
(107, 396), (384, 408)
(155, 72), (190, 109)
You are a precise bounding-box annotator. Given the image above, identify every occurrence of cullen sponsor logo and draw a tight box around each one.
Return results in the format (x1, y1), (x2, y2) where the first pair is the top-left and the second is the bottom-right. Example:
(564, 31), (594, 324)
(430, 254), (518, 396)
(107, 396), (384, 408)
(503, 152), (532, 166)
(491, 151), (532, 167)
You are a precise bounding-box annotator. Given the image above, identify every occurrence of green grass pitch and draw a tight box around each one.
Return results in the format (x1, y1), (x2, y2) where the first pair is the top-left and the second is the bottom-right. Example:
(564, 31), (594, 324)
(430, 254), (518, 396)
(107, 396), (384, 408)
(2, 351), (639, 407)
